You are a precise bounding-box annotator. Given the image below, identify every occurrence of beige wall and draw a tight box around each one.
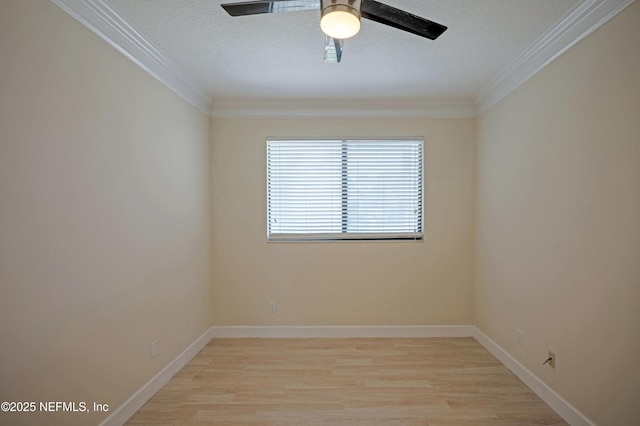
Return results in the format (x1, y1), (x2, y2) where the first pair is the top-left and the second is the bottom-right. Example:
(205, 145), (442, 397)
(474, 2), (640, 425)
(0, 1), (211, 425)
(4, 0), (638, 424)
(211, 118), (475, 326)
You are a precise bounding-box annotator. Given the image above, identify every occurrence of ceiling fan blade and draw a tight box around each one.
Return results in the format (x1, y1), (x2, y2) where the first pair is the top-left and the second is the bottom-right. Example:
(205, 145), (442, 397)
(221, 0), (320, 16)
(360, 0), (447, 40)
(324, 36), (344, 63)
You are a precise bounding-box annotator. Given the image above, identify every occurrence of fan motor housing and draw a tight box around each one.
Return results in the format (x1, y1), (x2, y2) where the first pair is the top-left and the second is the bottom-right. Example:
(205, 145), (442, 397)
(320, 0), (362, 18)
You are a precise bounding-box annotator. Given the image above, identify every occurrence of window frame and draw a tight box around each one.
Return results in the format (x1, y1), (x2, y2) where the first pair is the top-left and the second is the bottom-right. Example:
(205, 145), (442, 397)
(266, 137), (424, 243)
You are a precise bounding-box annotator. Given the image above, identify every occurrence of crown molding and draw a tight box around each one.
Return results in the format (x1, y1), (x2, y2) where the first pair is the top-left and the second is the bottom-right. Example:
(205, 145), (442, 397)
(210, 98), (477, 119)
(51, 0), (634, 119)
(50, 0), (213, 116)
(474, 0), (636, 115)
(50, 0), (472, 119)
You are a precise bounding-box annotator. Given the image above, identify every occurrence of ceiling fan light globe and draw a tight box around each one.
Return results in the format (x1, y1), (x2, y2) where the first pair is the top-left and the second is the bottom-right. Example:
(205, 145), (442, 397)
(321, 8), (361, 39)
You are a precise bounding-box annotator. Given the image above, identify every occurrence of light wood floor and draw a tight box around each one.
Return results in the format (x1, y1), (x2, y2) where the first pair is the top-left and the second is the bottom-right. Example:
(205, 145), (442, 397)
(126, 338), (567, 425)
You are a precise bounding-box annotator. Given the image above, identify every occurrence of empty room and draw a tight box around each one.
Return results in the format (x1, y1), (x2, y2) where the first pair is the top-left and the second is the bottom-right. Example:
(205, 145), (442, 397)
(1, 0), (638, 425)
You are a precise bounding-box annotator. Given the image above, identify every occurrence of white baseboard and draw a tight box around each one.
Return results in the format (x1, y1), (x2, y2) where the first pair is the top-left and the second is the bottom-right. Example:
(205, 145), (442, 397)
(101, 325), (592, 426)
(472, 327), (594, 426)
(211, 325), (475, 338)
(99, 326), (214, 426)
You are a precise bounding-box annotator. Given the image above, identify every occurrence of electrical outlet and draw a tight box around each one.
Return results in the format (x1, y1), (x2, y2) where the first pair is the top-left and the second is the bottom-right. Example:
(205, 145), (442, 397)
(268, 301), (277, 313)
(150, 340), (158, 359)
(547, 350), (556, 369)
(516, 330), (524, 346)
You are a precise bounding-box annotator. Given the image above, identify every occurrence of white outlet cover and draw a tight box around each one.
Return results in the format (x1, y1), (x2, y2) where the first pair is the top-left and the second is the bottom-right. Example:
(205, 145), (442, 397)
(150, 340), (158, 359)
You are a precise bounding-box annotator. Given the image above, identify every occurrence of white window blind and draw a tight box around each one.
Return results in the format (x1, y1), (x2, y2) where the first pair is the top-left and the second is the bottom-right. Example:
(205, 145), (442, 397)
(267, 139), (423, 241)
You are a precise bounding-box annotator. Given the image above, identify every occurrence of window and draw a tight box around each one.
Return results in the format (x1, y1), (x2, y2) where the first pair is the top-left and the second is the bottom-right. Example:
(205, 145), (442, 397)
(267, 139), (423, 241)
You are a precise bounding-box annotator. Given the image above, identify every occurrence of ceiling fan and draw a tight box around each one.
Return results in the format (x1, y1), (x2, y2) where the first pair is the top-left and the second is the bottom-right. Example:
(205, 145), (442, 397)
(221, 0), (447, 63)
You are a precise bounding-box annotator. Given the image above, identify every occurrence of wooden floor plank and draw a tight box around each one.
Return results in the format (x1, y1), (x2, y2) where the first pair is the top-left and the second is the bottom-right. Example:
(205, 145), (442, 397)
(126, 338), (566, 425)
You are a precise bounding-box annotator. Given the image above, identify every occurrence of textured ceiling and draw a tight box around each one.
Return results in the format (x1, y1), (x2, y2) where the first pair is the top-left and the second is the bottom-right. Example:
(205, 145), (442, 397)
(105, 0), (581, 102)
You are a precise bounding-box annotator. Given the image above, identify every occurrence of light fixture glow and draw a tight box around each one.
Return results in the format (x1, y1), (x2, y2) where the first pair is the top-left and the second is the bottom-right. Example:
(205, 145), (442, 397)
(320, 4), (361, 39)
